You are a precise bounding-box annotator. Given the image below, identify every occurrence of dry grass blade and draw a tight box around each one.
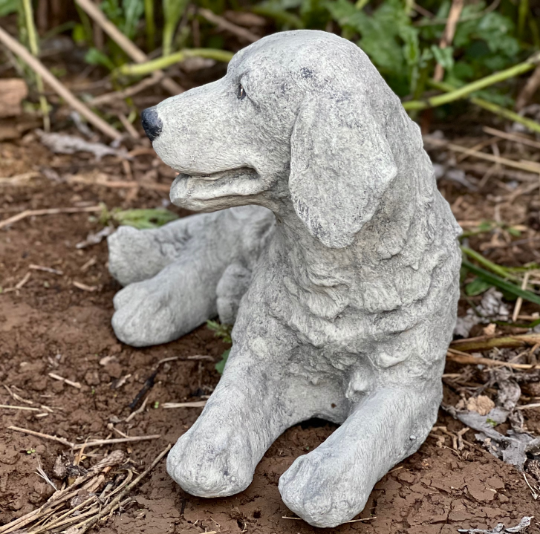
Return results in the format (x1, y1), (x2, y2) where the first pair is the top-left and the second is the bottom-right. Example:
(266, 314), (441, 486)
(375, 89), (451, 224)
(29, 264), (64, 275)
(0, 27), (120, 140)
(424, 136), (540, 173)
(72, 434), (161, 449)
(62, 444), (171, 534)
(0, 205), (102, 230)
(162, 401), (207, 409)
(517, 403), (540, 410)
(447, 349), (538, 370)
(8, 426), (75, 447)
(75, 0), (181, 96)
(450, 333), (540, 352)
(0, 450), (129, 534)
(48, 373), (82, 389)
(0, 404), (41, 412)
(483, 126), (540, 150)
(199, 8), (260, 43)
(433, 0), (464, 82)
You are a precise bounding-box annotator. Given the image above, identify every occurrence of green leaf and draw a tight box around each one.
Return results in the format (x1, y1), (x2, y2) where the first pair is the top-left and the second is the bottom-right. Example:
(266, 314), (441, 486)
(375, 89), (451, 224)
(85, 48), (116, 71)
(253, 2), (304, 28)
(112, 208), (178, 229)
(465, 277), (493, 296)
(72, 23), (87, 45)
(207, 320), (233, 344)
(431, 45), (454, 71)
(0, 0), (18, 16)
(163, 0), (189, 55)
(122, 0), (145, 39)
(462, 259), (540, 306)
(215, 349), (230, 375)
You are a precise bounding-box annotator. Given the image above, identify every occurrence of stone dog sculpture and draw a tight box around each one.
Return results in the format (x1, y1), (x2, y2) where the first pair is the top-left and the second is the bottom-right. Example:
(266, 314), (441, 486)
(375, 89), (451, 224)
(107, 30), (462, 528)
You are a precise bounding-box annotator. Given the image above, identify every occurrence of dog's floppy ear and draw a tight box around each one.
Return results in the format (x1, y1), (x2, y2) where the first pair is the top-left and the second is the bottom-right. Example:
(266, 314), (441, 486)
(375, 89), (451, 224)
(289, 92), (398, 248)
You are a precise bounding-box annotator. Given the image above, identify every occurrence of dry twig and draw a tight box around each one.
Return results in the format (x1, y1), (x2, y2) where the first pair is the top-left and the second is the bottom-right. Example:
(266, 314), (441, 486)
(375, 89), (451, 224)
(0, 205), (102, 231)
(0, 26), (120, 140)
(447, 349), (538, 370)
(424, 136), (540, 174)
(48, 373), (82, 389)
(450, 333), (540, 352)
(433, 0), (464, 82)
(162, 401), (207, 409)
(199, 8), (260, 43)
(75, 0), (182, 96)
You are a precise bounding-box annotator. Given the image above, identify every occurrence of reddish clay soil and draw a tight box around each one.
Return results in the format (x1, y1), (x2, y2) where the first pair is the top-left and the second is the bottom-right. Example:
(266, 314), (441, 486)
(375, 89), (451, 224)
(1, 137), (540, 534)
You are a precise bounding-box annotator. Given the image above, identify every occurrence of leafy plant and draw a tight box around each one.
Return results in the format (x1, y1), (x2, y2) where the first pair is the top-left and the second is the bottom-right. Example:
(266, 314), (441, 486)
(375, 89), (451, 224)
(214, 349), (231, 374)
(99, 207), (179, 229)
(163, 0), (189, 56)
(462, 258), (540, 306)
(0, 0), (18, 17)
(207, 320), (233, 344)
(207, 320), (233, 375)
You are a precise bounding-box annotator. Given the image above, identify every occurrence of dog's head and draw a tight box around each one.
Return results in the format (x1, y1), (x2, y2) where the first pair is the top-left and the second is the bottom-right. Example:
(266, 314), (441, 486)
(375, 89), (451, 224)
(145, 30), (422, 248)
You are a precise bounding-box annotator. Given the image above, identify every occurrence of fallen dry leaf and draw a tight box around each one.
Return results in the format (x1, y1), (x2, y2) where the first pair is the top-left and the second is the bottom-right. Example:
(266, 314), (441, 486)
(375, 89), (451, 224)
(0, 79), (28, 118)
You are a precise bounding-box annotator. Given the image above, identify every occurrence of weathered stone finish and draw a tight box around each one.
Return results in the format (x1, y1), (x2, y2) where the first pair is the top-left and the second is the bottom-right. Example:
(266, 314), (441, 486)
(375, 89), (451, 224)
(108, 30), (461, 527)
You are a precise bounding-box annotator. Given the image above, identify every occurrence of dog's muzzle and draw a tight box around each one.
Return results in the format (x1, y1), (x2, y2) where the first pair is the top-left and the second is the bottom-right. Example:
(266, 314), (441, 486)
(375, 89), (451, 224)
(141, 107), (163, 142)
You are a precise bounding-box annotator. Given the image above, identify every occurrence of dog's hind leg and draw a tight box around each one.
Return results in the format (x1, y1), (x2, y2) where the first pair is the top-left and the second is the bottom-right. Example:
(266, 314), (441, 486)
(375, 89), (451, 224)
(278, 380), (442, 528)
(109, 206), (274, 346)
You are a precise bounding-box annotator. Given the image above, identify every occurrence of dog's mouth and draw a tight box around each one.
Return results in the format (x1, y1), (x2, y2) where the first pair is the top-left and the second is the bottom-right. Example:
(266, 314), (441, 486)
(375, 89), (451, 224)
(173, 166), (258, 182)
(169, 166), (266, 209)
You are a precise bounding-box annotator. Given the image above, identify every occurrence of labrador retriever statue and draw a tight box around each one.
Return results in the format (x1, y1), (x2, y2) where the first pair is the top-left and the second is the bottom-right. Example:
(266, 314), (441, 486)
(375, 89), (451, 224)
(107, 30), (462, 528)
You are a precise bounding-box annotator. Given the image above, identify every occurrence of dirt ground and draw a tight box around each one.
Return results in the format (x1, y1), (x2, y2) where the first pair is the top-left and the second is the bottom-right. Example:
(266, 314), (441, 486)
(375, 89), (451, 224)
(1, 126), (540, 534)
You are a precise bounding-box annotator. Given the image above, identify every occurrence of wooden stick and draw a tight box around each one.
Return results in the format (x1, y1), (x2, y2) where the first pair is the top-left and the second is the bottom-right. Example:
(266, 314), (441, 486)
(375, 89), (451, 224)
(199, 8), (260, 43)
(48, 372), (82, 389)
(162, 401), (207, 409)
(64, 445), (171, 534)
(8, 426), (75, 447)
(433, 0), (464, 82)
(517, 402), (540, 410)
(447, 349), (538, 370)
(512, 272), (531, 322)
(66, 175), (170, 192)
(0, 404), (41, 412)
(451, 333), (540, 352)
(90, 72), (164, 106)
(0, 26), (120, 140)
(424, 136), (540, 174)
(483, 126), (540, 151)
(75, 0), (182, 96)
(0, 205), (102, 230)
(516, 64), (540, 110)
(8, 425), (160, 450)
(72, 435), (161, 450)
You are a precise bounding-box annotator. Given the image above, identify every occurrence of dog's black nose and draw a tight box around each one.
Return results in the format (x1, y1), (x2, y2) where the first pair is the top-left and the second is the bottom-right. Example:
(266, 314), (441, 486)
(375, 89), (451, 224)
(141, 107), (162, 142)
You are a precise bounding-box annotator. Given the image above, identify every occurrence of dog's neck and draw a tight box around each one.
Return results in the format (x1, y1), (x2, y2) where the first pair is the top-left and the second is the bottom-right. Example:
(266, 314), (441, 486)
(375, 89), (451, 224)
(256, 164), (438, 321)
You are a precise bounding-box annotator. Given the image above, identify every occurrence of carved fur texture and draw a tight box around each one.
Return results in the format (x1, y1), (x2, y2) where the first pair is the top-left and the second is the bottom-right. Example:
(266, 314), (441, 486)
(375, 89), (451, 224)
(108, 30), (462, 527)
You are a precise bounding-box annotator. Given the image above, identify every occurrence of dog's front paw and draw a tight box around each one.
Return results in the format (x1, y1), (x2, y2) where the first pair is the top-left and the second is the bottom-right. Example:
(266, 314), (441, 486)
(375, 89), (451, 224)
(278, 449), (372, 528)
(112, 280), (181, 346)
(108, 226), (172, 286)
(167, 421), (255, 497)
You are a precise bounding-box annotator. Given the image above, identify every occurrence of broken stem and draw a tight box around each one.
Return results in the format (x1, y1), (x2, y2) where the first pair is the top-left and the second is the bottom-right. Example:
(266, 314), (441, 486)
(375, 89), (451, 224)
(119, 48), (234, 77)
(461, 246), (520, 282)
(429, 80), (540, 135)
(450, 333), (540, 352)
(403, 54), (540, 111)
(22, 0), (50, 131)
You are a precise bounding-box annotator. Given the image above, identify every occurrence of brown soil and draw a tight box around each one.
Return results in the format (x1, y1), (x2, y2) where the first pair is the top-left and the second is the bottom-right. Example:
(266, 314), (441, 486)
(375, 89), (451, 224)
(1, 137), (540, 534)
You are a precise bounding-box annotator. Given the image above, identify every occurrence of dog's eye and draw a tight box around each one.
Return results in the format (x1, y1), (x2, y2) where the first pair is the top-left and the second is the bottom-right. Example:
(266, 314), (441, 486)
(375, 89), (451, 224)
(237, 84), (246, 100)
